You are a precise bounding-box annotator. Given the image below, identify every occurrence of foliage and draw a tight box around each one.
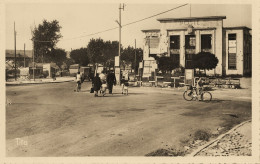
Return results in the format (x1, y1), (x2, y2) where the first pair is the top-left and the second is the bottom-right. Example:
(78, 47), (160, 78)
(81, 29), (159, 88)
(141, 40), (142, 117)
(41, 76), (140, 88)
(32, 19), (62, 63)
(50, 48), (67, 69)
(62, 58), (75, 70)
(193, 52), (219, 71)
(103, 41), (119, 68)
(155, 54), (180, 74)
(87, 38), (105, 64)
(121, 46), (143, 71)
(70, 48), (90, 66)
(172, 66), (185, 76)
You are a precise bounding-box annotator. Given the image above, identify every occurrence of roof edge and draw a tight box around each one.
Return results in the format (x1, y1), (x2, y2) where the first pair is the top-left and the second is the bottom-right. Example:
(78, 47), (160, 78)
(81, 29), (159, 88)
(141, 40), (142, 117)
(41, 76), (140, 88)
(157, 16), (226, 22)
(141, 29), (160, 32)
(224, 26), (251, 30)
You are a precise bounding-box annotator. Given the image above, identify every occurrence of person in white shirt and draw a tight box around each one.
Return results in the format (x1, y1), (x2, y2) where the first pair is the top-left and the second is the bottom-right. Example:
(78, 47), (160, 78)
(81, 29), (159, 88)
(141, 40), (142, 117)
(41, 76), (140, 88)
(99, 70), (107, 96)
(75, 72), (82, 92)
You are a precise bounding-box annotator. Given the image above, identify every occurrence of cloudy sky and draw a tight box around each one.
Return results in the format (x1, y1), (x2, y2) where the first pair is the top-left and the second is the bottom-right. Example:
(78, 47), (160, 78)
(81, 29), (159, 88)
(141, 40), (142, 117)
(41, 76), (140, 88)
(5, 1), (252, 52)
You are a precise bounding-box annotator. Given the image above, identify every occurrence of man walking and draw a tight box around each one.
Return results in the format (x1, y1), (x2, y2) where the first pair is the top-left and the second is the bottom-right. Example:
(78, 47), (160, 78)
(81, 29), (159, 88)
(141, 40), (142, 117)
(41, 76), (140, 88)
(106, 70), (116, 94)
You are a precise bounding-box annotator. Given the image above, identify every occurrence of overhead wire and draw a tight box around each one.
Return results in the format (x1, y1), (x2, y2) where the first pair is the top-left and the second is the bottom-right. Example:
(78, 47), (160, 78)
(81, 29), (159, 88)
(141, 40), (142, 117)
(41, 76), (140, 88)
(63, 3), (188, 41)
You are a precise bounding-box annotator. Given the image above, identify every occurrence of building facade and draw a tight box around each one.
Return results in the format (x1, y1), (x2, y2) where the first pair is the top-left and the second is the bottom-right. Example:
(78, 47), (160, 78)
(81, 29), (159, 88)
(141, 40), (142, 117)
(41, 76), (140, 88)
(141, 16), (252, 77)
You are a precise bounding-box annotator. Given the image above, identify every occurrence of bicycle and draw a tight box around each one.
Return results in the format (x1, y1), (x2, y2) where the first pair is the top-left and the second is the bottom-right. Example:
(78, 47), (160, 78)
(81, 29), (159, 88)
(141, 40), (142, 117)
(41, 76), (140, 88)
(183, 86), (212, 101)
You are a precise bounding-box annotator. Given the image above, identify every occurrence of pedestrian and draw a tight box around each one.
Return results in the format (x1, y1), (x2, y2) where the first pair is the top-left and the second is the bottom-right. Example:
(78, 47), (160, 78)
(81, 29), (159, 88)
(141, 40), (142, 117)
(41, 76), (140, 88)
(121, 76), (129, 95)
(52, 71), (56, 81)
(106, 70), (117, 94)
(75, 71), (82, 92)
(92, 73), (102, 97)
(99, 70), (107, 96)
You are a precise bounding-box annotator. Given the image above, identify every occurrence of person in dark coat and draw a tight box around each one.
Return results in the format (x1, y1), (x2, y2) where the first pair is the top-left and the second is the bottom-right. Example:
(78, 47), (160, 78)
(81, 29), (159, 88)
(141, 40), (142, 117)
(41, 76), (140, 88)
(106, 70), (117, 94)
(92, 73), (102, 97)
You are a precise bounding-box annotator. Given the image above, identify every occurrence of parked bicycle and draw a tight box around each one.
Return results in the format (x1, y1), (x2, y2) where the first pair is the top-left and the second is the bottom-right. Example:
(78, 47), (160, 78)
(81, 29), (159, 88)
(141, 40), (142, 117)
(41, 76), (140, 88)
(183, 85), (212, 101)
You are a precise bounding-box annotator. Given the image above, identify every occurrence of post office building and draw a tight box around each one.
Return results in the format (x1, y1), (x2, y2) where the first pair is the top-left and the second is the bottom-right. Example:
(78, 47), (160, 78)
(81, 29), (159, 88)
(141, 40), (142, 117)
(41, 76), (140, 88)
(141, 16), (252, 78)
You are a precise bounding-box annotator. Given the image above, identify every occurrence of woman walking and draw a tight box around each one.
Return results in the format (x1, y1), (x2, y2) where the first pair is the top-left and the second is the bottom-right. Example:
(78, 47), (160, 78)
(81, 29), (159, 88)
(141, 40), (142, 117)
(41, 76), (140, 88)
(92, 73), (102, 97)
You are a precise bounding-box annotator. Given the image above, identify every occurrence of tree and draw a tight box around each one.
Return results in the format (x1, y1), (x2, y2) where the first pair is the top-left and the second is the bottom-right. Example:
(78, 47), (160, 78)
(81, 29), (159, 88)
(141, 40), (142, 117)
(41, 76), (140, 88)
(193, 52), (219, 74)
(121, 46), (143, 72)
(155, 53), (180, 74)
(32, 19), (62, 63)
(70, 48), (90, 66)
(63, 58), (75, 70)
(103, 41), (119, 69)
(51, 48), (67, 69)
(87, 38), (105, 65)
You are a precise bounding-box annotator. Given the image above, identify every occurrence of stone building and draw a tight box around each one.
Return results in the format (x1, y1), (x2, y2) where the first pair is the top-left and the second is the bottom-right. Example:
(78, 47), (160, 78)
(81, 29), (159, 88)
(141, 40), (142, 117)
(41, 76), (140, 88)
(141, 16), (252, 78)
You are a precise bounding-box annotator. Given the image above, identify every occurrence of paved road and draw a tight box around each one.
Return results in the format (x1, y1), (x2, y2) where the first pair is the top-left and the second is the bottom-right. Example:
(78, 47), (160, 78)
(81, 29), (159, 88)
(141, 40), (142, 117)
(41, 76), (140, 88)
(6, 82), (251, 156)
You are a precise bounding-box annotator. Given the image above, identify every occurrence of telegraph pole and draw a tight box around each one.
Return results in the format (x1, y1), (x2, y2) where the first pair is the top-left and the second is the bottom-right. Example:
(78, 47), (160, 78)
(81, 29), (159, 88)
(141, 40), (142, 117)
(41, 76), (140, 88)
(190, 4), (191, 17)
(14, 22), (17, 81)
(33, 41), (35, 81)
(118, 3), (124, 84)
(134, 39), (136, 78)
(24, 43), (26, 67)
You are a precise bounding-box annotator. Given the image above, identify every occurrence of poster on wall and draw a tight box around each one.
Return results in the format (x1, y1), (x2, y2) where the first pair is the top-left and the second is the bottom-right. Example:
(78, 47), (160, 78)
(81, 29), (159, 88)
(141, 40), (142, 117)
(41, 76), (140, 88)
(115, 56), (119, 66)
(185, 69), (194, 85)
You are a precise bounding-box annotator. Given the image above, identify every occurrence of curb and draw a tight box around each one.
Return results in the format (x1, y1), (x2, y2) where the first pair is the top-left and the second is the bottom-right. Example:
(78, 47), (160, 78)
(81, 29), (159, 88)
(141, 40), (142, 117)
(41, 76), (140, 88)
(6, 80), (74, 86)
(188, 120), (251, 157)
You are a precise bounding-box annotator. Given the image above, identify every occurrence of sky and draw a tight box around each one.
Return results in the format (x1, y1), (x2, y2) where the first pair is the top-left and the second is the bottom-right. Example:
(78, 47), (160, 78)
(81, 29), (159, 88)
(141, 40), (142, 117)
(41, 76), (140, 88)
(5, 2), (252, 53)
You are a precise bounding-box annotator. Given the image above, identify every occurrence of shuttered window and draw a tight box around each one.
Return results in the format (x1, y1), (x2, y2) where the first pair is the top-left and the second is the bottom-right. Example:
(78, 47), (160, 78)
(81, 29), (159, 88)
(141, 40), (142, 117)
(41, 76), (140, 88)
(147, 37), (159, 48)
(228, 53), (236, 69)
(228, 34), (237, 70)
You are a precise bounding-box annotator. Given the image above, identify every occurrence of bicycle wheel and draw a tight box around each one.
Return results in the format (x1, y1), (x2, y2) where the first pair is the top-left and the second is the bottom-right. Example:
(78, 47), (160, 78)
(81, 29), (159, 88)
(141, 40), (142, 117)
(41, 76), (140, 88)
(183, 90), (194, 101)
(201, 91), (212, 101)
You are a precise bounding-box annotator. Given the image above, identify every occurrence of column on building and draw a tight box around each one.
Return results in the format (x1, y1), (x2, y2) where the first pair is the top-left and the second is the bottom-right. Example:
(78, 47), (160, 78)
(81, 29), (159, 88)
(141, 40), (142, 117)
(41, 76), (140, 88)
(142, 30), (160, 80)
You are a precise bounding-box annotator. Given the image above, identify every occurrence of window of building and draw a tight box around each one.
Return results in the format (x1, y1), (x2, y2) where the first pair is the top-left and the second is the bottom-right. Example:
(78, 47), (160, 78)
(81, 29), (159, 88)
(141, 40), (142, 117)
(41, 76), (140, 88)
(185, 35), (196, 49)
(170, 35), (180, 49)
(149, 54), (157, 58)
(228, 33), (237, 70)
(185, 54), (193, 69)
(201, 34), (212, 51)
(147, 36), (159, 48)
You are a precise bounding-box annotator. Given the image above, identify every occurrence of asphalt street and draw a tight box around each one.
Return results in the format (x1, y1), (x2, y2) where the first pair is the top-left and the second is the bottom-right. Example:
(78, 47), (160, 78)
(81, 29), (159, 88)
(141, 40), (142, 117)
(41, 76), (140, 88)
(6, 81), (251, 156)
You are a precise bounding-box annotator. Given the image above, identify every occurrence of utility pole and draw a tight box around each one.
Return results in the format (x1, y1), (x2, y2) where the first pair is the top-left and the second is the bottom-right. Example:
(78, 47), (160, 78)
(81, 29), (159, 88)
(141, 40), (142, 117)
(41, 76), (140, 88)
(14, 22), (17, 81)
(134, 39), (136, 78)
(118, 3), (124, 84)
(190, 4), (191, 17)
(24, 43), (26, 67)
(33, 40), (35, 81)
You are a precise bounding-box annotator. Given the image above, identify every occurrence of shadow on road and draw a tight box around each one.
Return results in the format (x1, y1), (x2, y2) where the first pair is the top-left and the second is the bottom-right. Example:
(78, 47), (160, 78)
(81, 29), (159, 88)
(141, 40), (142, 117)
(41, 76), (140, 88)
(201, 99), (232, 103)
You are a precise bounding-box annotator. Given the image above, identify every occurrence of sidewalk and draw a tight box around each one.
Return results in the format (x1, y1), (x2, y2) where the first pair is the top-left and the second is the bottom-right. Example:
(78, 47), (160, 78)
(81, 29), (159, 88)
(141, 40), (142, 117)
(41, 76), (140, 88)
(189, 120), (252, 156)
(6, 76), (75, 86)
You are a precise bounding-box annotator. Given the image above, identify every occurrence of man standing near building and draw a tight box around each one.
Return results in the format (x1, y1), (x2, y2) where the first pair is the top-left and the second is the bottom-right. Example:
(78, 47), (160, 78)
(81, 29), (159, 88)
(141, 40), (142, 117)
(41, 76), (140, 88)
(107, 70), (117, 94)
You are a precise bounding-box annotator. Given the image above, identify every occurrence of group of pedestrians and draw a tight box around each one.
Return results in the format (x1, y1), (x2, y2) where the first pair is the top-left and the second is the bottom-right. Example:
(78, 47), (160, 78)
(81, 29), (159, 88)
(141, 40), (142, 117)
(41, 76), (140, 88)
(75, 70), (130, 97)
(91, 70), (117, 97)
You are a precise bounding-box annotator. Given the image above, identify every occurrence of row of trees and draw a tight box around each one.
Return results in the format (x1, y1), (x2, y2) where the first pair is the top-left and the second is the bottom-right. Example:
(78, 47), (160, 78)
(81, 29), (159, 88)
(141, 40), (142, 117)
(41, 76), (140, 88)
(32, 19), (218, 76)
(32, 19), (143, 72)
(70, 39), (143, 72)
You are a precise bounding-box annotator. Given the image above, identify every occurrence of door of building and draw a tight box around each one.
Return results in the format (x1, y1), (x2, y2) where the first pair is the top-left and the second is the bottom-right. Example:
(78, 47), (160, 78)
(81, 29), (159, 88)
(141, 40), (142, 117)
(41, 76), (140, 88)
(170, 35), (180, 66)
(185, 35), (196, 69)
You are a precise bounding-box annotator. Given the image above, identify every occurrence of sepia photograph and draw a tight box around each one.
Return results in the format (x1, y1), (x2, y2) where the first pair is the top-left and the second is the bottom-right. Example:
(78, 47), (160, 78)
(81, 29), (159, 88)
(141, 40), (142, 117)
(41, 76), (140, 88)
(1, 0), (259, 163)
